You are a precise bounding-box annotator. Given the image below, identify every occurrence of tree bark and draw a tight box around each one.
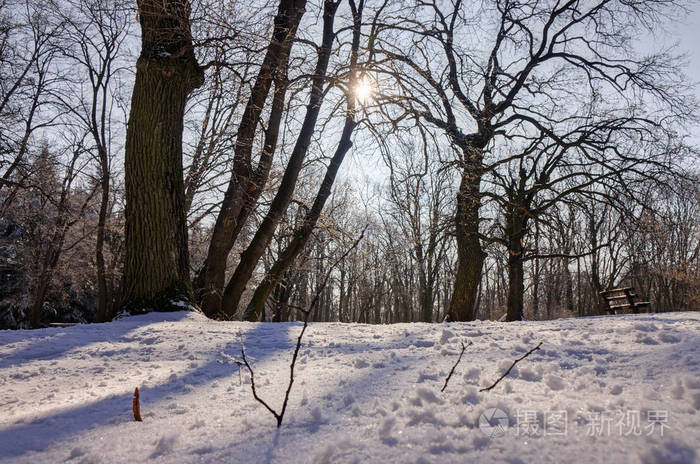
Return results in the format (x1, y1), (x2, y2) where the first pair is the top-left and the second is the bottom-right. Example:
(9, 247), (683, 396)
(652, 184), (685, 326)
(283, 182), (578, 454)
(122, 0), (204, 312)
(448, 159), (485, 321)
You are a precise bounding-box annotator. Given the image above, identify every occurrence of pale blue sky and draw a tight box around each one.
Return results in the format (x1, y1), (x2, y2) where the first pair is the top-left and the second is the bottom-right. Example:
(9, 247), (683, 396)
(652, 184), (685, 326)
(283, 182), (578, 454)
(678, 3), (700, 141)
(681, 4), (700, 87)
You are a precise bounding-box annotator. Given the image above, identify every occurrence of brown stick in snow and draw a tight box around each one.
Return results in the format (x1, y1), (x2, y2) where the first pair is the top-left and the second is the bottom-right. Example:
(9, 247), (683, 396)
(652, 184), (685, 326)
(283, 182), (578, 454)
(441, 341), (470, 392)
(132, 387), (142, 421)
(479, 342), (543, 392)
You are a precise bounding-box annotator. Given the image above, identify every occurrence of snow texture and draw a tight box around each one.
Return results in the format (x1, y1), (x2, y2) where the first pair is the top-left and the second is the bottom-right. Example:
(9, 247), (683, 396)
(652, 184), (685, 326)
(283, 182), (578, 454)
(1, 311), (699, 463)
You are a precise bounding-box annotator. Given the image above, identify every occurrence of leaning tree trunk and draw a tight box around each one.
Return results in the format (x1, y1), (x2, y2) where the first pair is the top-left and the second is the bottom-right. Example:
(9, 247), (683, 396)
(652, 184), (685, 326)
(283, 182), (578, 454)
(242, 116), (357, 321)
(220, 0), (340, 317)
(195, 0), (306, 318)
(448, 162), (485, 321)
(122, 0), (204, 313)
(241, 0), (363, 321)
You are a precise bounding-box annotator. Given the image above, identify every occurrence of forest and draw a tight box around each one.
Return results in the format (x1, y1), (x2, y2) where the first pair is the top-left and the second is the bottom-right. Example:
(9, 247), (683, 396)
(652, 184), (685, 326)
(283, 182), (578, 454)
(2, 2), (700, 462)
(1, 0), (698, 330)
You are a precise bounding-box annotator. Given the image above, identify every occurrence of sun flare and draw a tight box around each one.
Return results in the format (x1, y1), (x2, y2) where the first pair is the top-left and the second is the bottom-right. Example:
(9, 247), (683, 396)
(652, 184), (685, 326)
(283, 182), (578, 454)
(354, 76), (374, 105)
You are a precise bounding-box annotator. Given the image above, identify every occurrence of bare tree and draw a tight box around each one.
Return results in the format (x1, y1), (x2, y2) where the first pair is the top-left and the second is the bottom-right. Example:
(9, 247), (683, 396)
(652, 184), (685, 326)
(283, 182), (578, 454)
(54, 0), (131, 321)
(22, 139), (96, 327)
(122, 0), (204, 312)
(1, 0), (65, 205)
(194, 0), (306, 317)
(371, 0), (696, 321)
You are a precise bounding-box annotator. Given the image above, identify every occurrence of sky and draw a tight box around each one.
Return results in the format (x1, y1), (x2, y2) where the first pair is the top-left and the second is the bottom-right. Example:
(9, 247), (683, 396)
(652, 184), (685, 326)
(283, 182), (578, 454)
(681, 5), (700, 91)
(344, 4), (700, 193)
(675, 3), (700, 142)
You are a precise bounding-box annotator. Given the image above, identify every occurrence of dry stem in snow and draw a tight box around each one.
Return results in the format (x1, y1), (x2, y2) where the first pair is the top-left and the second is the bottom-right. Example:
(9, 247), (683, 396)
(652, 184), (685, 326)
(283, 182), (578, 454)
(480, 341), (543, 392)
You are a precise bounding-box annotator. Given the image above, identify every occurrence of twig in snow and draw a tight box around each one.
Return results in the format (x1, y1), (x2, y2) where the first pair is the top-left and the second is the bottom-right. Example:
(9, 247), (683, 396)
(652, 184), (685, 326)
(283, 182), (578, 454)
(479, 341), (543, 392)
(241, 307), (310, 427)
(441, 341), (470, 392)
(238, 229), (366, 427)
(219, 352), (245, 385)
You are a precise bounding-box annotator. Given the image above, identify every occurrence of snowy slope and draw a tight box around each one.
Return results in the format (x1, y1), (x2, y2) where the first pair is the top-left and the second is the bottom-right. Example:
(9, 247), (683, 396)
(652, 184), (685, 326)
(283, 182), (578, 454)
(1, 311), (699, 464)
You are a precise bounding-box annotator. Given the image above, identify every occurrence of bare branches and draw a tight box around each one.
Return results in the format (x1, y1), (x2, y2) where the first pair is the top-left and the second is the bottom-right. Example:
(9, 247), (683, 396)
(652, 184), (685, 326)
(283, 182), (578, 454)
(234, 228), (366, 428)
(240, 306), (311, 428)
(441, 340), (470, 392)
(480, 342), (542, 392)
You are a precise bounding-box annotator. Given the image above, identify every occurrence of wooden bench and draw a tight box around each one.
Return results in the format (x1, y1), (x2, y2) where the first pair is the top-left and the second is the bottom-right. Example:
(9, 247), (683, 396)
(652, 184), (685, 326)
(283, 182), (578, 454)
(600, 287), (650, 314)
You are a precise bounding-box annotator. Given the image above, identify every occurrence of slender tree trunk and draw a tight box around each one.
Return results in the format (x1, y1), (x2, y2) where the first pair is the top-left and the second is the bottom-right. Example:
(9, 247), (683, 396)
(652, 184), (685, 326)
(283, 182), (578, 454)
(220, 1), (339, 317)
(532, 220), (540, 320)
(577, 256), (583, 317)
(95, 163), (109, 322)
(339, 261), (346, 322)
(506, 209), (527, 322)
(122, 0), (204, 312)
(195, 0), (306, 317)
(243, 117), (357, 321)
(564, 258), (574, 313)
(416, 243), (432, 322)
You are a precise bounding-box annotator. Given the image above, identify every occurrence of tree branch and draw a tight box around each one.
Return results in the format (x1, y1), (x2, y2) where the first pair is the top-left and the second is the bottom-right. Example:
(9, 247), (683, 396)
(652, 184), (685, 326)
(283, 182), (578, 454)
(480, 342), (542, 392)
(441, 340), (470, 392)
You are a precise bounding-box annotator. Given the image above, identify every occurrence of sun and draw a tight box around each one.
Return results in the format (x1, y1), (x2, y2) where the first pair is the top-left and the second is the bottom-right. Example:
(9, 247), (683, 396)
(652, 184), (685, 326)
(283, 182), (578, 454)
(354, 76), (374, 105)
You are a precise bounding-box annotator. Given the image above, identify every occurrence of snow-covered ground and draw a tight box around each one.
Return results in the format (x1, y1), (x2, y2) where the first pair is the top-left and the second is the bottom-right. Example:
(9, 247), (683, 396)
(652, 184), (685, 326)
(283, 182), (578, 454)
(1, 311), (699, 464)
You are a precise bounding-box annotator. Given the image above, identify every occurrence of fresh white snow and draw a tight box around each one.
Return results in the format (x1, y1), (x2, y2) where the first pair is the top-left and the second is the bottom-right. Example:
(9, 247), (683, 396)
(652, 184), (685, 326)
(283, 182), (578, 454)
(1, 311), (699, 463)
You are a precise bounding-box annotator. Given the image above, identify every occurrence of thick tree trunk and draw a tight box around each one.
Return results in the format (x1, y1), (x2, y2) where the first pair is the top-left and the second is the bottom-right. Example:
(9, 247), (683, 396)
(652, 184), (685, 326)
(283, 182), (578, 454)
(448, 163), (485, 321)
(122, 0), (203, 312)
(195, 0), (306, 317)
(220, 1), (339, 317)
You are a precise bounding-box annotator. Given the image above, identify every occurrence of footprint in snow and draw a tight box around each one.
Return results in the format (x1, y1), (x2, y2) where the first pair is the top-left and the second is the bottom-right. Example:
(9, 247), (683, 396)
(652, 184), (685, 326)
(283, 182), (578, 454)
(545, 374), (566, 391)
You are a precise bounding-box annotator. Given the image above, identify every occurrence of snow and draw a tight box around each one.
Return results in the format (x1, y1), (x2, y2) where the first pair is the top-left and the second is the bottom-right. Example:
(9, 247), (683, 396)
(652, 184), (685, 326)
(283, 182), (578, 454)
(1, 311), (699, 463)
